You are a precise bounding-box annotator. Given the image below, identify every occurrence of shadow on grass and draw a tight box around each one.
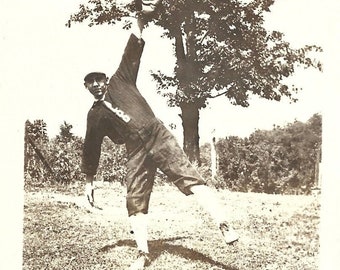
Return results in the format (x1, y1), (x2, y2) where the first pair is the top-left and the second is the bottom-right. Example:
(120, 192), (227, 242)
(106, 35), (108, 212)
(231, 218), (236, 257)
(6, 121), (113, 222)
(99, 236), (238, 270)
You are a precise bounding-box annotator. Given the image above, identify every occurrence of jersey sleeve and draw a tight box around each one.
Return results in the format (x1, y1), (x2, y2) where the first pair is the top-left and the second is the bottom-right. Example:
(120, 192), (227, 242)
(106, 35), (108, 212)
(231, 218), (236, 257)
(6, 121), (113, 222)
(112, 34), (145, 85)
(81, 115), (105, 175)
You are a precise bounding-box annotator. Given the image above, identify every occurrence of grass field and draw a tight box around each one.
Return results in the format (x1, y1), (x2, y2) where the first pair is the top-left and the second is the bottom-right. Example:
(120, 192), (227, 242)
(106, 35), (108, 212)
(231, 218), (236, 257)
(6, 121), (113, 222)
(23, 182), (320, 270)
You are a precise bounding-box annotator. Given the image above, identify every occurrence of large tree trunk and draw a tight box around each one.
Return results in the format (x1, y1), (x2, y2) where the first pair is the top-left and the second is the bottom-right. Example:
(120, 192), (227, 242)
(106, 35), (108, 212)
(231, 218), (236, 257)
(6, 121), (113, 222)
(180, 102), (201, 165)
(172, 11), (201, 164)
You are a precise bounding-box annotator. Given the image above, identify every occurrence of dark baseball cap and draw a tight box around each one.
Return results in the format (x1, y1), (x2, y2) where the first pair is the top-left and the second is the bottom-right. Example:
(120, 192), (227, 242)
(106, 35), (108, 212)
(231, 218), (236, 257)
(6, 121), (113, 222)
(84, 72), (107, 83)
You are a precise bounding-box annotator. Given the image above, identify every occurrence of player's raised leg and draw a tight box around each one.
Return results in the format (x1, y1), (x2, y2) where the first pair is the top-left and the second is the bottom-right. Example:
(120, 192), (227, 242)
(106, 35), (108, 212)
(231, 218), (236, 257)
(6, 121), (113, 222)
(190, 184), (239, 244)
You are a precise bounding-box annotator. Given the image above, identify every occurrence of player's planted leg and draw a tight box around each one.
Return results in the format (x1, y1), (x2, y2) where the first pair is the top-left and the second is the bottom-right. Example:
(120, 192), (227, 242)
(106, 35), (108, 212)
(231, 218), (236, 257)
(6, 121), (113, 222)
(129, 213), (150, 269)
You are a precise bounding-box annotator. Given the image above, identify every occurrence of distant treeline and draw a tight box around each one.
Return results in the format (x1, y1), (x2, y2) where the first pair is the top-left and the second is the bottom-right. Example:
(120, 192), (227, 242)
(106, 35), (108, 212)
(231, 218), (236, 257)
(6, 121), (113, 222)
(201, 113), (322, 194)
(24, 114), (321, 195)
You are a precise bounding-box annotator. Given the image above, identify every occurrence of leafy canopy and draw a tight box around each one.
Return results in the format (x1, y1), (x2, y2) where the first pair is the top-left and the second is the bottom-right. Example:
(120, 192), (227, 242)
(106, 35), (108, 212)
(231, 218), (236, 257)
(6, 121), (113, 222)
(69, 0), (322, 108)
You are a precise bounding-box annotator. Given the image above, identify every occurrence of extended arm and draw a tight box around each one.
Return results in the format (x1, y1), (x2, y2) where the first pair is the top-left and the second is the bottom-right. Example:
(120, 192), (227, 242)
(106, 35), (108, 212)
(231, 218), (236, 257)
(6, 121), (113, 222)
(81, 116), (105, 207)
(81, 128), (104, 176)
(111, 16), (146, 85)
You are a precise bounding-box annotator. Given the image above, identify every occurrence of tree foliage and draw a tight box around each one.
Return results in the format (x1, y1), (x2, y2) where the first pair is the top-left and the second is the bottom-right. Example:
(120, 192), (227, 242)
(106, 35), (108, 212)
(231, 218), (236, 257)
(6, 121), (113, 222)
(24, 120), (83, 188)
(68, 0), (322, 162)
(96, 137), (127, 184)
(152, 0), (322, 108)
(68, 0), (323, 107)
(57, 121), (75, 141)
(24, 120), (128, 188)
(25, 119), (48, 142)
(200, 113), (322, 194)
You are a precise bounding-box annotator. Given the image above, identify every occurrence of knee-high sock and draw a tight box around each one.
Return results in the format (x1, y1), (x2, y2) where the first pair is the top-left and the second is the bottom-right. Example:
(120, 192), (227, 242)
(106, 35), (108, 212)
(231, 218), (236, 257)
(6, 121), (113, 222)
(129, 213), (149, 253)
(190, 185), (228, 225)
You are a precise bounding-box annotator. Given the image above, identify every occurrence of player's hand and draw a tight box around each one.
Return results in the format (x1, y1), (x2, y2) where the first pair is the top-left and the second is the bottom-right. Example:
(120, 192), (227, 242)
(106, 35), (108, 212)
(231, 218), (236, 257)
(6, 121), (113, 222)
(141, 0), (162, 14)
(85, 183), (94, 207)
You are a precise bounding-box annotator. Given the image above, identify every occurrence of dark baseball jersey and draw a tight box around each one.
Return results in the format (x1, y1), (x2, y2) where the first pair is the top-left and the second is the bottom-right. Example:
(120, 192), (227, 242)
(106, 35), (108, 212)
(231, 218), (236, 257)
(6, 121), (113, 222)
(82, 34), (156, 175)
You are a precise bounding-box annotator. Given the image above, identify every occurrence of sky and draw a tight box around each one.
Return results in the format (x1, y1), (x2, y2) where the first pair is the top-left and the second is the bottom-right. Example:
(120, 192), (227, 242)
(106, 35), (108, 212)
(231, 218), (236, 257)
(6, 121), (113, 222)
(0, 0), (335, 144)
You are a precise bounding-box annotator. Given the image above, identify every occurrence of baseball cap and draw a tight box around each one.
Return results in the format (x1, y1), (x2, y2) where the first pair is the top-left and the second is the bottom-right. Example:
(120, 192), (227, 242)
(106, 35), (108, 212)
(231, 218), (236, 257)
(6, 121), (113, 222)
(84, 72), (107, 83)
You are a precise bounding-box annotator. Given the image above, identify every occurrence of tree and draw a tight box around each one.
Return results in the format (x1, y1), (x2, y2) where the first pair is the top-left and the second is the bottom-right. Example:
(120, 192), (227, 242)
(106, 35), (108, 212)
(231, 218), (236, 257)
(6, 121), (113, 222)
(68, 0), (322, 163)
(25, 119), (48, 142)
(24, 120), (54, 187)
(24, 119), (49, 171)
(48, 121), (84, 184)
(212, 113), (322, 194)
(57, 121), (74, 142)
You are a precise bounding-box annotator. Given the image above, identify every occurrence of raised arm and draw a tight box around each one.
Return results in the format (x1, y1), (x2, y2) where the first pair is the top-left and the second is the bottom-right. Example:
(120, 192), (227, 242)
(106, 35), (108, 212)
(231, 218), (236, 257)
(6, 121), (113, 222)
(111, 16), (146, 85)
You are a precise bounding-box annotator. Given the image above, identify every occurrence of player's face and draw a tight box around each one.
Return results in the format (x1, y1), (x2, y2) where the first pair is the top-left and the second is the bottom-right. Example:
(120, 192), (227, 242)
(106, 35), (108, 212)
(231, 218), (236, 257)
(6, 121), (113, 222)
(84, 75), (108, 100)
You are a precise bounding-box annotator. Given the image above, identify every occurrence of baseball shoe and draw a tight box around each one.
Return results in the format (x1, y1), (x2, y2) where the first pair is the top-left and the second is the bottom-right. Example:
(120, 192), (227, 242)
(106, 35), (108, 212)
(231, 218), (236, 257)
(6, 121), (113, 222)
(219, 222), (239, 244)
(129, 250), (151, 270)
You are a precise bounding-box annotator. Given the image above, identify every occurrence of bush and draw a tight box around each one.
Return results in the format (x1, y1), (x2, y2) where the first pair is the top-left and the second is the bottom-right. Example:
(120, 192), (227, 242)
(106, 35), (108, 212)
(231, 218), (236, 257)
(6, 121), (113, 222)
(48, 137), (84, 184)
(24, 120), (83, 188)
(96, 137), (127, 184)
(203, 114), (322, 194)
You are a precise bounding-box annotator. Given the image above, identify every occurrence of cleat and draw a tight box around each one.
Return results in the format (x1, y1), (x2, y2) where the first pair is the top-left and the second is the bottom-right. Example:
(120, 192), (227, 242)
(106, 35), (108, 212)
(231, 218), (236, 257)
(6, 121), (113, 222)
(220, 222), (239, 244)
(85, 184), (95, 207)
(129, 250), (151, 270)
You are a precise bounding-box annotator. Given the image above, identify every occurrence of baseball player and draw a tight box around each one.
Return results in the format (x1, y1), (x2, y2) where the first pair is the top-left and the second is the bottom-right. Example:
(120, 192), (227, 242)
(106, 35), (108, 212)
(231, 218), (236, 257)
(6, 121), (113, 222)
(81, 3), (239, 269)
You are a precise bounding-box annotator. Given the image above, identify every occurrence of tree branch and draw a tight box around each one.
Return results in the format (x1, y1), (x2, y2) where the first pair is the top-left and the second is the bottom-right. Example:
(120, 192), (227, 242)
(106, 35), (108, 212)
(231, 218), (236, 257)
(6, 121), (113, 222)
(209, 90), (229, 98)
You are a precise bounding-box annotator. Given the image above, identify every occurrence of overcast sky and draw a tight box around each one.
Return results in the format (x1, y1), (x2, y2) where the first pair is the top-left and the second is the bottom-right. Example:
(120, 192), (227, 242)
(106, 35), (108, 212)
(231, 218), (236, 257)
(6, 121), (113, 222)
(0, 0), (336, 143)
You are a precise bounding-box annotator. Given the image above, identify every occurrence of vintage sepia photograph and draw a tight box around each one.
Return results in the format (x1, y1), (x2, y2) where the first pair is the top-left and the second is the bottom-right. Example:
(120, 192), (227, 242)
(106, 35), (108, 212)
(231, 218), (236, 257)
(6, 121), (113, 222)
(1, 0), (339, 269)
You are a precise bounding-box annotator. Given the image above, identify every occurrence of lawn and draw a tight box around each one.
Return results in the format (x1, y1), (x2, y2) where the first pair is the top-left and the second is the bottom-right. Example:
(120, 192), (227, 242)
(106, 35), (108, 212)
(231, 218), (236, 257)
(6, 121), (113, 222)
(23, 182), (320, 269)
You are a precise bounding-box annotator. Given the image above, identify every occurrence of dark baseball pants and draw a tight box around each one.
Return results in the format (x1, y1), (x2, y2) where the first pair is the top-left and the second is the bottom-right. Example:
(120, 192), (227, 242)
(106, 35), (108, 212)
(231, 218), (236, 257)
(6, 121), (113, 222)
(125, 121), (205, 216)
